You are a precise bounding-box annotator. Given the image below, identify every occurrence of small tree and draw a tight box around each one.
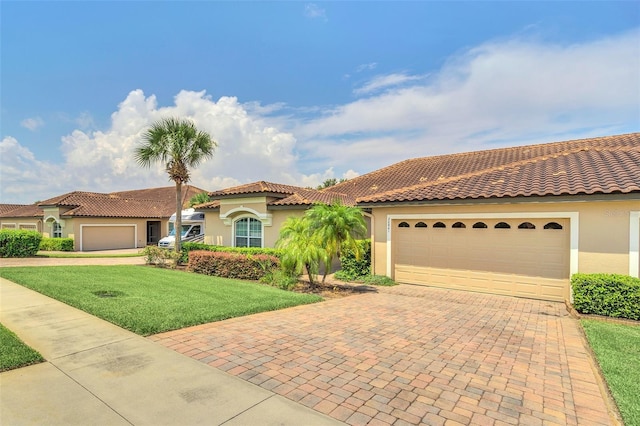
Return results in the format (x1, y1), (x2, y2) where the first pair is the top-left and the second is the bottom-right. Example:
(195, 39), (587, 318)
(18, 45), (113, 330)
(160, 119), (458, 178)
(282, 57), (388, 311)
(305, 201), (367, 283)
(276, 216), (324, 288)
(316, 178), (346, 190)
(189, 192), (210, 207)
(135, 117), (215, 252)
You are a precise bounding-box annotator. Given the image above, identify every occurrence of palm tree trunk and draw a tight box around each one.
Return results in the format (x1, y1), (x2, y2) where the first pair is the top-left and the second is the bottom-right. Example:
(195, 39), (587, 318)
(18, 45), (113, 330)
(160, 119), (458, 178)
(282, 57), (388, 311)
(175, 182), (182, 253)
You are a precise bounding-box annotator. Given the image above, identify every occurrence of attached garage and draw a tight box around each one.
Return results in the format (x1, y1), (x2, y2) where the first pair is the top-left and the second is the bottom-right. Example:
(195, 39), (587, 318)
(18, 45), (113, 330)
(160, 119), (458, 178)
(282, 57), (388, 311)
(80, 225), (136, 251)
(392, 216), (571, 302)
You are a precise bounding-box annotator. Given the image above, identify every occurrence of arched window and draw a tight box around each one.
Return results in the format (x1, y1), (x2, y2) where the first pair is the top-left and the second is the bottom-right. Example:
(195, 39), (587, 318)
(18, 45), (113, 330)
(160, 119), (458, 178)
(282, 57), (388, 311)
(235, 217), (262, 247)
(472, 222), (487, 229)
(544, 222), (563, 230)
(433, 222), (446, 228)
(495, 222), (511, 229)
(518, 222), (536, 229)
(52, 221), (63, 238)
(398, 222), (410, 228)
(452, 222), (466, 228)
(415, 222), (428, 228)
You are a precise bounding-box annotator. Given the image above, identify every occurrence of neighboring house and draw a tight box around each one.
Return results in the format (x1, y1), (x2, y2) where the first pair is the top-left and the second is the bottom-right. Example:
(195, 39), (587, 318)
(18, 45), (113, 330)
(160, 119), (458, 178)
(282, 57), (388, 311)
(199, 133), (640, 302)
(196, 182), (358, 247)
(0, 186), (204, 251)
(0, 204), (44, 232)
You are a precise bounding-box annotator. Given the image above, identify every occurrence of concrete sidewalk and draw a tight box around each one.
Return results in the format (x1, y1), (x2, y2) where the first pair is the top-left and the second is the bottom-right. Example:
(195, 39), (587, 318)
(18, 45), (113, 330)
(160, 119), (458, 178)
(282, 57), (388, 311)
(0, 278), (342, 425)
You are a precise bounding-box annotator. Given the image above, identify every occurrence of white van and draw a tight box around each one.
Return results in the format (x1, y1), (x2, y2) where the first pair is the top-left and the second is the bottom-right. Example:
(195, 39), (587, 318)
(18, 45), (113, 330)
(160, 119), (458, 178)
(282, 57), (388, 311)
(158, 209), (205, 248)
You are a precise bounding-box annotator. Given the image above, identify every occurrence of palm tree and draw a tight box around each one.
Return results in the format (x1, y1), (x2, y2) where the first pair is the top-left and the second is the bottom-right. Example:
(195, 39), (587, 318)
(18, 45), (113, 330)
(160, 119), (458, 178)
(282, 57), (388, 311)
(135, 117), (215, 252)
(305, 200), (368, 283)
(189, 191), (211, 207)
(276, 216), (324, 288)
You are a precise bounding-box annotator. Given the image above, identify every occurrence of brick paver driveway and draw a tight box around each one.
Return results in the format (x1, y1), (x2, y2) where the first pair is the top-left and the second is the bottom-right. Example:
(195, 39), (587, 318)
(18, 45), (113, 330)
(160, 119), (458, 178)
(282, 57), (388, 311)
(150, 285), (616, 425)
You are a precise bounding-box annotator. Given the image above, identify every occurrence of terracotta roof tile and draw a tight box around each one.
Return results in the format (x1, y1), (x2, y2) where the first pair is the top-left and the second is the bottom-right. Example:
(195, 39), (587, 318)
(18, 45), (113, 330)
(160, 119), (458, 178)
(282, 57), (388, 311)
(194, 200), (221, 209)
(207, 181), (306, 198)
(270, 189), (356, 207)
(0, 204), (43, 218)
(326, 133), (640, 204)
(35, 185), (206, 218)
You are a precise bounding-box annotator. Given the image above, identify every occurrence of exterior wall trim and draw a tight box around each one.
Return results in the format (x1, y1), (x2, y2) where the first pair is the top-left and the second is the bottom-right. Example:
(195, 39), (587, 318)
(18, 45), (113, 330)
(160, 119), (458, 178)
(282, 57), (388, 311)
(631, 211), (640, 278)
(79, 224), (137, 251)
(220, 207), (272, 226)
(385, 212), (579, 296)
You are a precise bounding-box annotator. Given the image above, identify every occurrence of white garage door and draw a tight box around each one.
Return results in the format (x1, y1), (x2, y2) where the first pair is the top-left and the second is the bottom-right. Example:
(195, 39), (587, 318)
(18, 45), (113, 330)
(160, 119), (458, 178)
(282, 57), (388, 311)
(393, 218), (570, 301)
(81, 226), (136, 251)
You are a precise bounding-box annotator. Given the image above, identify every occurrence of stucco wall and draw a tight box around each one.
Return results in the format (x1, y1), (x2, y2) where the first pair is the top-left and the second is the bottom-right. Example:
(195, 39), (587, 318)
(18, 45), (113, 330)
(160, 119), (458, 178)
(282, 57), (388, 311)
(370, 198), (640, 278)
(203, 207), (304, 247)
(0, 219), (42, 232)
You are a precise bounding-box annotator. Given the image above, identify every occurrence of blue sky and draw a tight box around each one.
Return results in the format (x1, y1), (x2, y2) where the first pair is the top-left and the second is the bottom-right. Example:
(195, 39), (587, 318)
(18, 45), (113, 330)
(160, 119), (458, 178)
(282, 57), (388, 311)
(1, 1), (639, 203)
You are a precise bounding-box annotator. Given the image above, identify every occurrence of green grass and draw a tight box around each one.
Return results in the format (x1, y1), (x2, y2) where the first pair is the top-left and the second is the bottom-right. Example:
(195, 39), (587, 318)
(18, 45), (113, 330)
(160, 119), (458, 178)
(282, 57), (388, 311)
(0, 266), (322, 336)
(582, 320), (640, 426)
(0, 323), (44, 371)
(35, 251), (143, 258)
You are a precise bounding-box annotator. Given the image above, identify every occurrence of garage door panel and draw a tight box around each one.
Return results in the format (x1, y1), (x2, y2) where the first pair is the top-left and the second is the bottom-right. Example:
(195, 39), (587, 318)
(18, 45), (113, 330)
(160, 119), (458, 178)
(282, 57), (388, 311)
(82, 226), (135, 251)
(393, 218), (570, 302)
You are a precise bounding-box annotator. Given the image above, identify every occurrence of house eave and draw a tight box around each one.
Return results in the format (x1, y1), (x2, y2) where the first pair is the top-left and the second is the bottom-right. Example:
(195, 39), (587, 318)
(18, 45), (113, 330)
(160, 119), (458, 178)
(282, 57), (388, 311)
(356, 192), (640, 208)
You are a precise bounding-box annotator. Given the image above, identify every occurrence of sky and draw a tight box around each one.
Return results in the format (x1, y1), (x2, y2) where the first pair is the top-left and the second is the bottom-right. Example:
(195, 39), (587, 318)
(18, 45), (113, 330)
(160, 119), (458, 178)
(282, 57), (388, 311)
(1, 1), (639, 204)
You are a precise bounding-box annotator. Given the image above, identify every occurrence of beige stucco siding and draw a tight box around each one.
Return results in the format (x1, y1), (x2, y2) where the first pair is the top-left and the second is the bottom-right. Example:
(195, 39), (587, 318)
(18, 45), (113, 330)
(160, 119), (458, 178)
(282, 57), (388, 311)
(204, 207), (304, 247)
(0, 219), (42, 231)
(372, 199), (640, 279)
(265, 210), (305, 247)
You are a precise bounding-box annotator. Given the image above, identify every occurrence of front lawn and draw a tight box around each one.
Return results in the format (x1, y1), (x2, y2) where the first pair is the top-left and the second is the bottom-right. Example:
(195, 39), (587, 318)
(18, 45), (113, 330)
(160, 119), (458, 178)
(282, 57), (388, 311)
(0, 323), (44, 371)
(582, 320), (640, 426)
(0, 266), (322, 336)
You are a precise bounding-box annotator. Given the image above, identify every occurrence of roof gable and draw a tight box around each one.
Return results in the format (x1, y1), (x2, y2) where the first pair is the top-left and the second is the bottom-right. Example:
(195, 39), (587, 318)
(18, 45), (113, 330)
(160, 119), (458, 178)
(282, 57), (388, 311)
(208, 181), (307, 198)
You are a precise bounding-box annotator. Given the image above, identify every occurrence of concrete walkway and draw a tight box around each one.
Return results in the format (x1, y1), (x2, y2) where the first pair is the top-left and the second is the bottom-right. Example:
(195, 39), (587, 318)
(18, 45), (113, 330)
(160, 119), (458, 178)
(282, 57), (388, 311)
(0, 278), (342, 426)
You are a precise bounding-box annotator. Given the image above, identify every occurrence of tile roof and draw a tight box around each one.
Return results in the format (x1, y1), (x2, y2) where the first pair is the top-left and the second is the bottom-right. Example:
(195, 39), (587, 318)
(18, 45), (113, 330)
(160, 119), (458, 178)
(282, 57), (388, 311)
(194, 200), (220, 210)
(204, 181), (355, 208)
(324, 133), (640, 204)
(35, 185), (206, 218)
(207, 181), (307, 198)
(0, 204), (43, 218)
(270, 189), (356, 207)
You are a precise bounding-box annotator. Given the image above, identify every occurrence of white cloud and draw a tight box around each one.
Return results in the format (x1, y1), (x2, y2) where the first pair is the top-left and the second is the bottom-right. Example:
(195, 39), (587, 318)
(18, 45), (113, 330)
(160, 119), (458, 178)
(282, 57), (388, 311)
(356, 62), (378, 73)
(1, 89), (324, 203)
(298, 29), (640, 169)
(2, 29), (638, 204)
(20, 117), (44, 131)
(304, 3), (326, 20)
(75, 111), (95, 129)
(354, 72), (426, 95)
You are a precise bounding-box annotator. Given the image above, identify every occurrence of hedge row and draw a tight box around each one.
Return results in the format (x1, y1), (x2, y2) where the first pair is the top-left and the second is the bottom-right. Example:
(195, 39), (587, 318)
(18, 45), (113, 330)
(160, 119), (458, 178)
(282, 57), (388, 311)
(572, 273), (640, 320)
(39, 238), (74, 251)
(337, 239), (371, 280)
(181, 242), (284, 263)
(187, 250), (280, 281)
(0, 230), (42, 258)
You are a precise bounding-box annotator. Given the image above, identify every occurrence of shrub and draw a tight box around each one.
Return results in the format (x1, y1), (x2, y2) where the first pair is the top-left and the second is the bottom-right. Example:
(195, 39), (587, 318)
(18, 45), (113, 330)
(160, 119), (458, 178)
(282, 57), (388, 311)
(260, 268), (300, 291)
(141, 246), (181, 269)
(188, 250), (280, 281)
(572, 273), (640, 320)
(180, 242), (284, 264)
(336, 239), (371, 280)
(0, 230), (42, 258)
(39, 237), (74, 251)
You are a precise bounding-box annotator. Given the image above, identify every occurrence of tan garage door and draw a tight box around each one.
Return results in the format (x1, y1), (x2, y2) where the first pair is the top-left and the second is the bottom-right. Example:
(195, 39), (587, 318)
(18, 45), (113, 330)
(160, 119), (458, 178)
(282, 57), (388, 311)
(82, 226), (135, 251)
(394, 218), (570, 301)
